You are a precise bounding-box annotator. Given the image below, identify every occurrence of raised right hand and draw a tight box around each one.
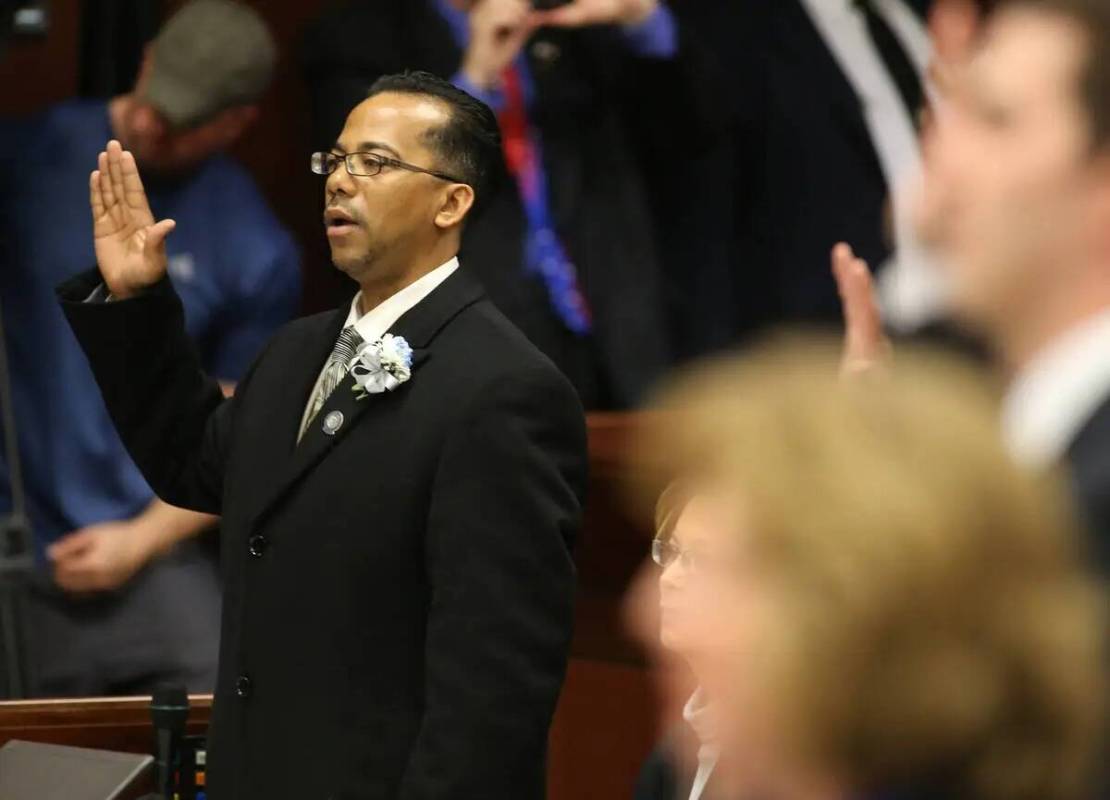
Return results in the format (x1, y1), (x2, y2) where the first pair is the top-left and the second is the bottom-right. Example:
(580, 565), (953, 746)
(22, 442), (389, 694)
(832, 242), (892, 379)
(462, 0), (536, 89)
(90, 139), (176, 300)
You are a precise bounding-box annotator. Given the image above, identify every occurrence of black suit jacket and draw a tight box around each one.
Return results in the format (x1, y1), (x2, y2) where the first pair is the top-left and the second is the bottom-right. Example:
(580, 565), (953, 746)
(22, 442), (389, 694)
(635, 742), (725, 800)
(58, 267), (588, 800)
(302, 1), (715, 408)
(675, 0), (930, 343)
(1066, 394), (1110, 573)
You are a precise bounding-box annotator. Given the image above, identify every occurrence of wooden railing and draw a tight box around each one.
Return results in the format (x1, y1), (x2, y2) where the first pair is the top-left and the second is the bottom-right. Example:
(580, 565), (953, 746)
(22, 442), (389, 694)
(0, 694), (212, 753)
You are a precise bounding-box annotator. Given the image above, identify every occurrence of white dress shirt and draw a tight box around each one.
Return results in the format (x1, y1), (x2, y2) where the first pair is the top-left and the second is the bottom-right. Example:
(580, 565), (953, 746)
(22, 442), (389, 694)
(799, 0), (946, 330)
(683, 688), (720, 800)
(298, 257), (459, 433)
(1002, 309), (1110, 467)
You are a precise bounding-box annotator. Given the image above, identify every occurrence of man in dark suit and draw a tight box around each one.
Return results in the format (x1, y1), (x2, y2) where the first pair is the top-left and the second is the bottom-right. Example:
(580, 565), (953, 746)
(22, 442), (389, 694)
(303, 0), (715, 408)
(837, 0), (1110, 573)
(57, 72), (587, 799)
(672, 0), (940, 346)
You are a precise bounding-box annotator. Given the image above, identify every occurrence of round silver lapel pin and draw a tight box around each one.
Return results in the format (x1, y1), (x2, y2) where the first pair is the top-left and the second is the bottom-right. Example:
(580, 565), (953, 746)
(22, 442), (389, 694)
(322, 410), (344, 435)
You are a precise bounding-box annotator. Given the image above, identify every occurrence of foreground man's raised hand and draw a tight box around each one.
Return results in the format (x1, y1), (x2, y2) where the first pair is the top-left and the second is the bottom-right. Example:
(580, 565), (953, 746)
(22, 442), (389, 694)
(90, 139), (177, 300)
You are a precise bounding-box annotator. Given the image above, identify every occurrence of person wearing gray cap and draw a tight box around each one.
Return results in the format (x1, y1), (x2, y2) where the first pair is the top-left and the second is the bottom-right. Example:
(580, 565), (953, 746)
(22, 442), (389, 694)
(118, 0), (278, 173)
(0, 0), (300, 697)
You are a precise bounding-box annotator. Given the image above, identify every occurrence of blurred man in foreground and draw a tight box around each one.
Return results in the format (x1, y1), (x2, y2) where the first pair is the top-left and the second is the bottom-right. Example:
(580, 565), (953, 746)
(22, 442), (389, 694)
(0, 0), (300, 695)
(838, 0), (1110, 570)
(634, 338), (1107, 800)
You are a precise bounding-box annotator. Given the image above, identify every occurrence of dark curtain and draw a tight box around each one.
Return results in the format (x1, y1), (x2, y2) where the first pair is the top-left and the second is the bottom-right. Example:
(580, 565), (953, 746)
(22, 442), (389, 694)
(0, 2), (15, 56)
(78, 0), (164, 98)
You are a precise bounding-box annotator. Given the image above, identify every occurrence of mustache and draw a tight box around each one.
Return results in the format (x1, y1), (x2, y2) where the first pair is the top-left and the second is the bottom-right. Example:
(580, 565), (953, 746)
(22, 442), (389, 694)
(324, 200), (363, 225)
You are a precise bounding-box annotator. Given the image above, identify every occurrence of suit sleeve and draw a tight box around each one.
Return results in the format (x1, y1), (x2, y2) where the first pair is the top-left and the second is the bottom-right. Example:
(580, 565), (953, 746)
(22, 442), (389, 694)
(56, 269), (243, 514)
(397, 364), (588, 800)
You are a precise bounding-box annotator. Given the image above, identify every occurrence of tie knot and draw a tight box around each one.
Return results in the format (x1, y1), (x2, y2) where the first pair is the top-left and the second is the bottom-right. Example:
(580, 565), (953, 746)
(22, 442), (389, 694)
(338, 326), (362, 346)
(331, 326), (363, 364)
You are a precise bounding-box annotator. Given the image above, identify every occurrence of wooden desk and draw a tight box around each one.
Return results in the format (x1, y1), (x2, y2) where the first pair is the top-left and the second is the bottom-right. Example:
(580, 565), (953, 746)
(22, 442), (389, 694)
(0, 414), (661, 799)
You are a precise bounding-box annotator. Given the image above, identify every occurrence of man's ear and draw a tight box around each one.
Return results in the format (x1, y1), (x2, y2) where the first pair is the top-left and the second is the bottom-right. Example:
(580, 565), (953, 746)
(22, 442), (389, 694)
(434, 183), (476, 230)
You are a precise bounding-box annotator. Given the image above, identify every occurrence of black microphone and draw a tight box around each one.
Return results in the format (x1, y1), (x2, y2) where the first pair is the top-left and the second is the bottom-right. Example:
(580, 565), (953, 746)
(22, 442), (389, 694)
(149, 685), (189, 799)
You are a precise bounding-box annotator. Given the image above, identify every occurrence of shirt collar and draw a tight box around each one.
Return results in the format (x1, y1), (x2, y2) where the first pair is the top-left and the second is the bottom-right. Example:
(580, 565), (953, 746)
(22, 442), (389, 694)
(1002, 307), (1110, 466)
(345, 257), (460, 345)
(682, 688), (720, 760)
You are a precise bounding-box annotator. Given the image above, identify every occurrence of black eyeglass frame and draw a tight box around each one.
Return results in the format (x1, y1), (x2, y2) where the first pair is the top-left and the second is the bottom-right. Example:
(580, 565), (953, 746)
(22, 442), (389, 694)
(651, 537), (706, 574)
(311, 151), (465, 184)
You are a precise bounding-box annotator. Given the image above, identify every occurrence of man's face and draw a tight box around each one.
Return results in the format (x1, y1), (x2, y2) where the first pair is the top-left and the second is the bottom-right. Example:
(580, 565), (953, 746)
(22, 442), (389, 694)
(125, 102), (249, 175)
(324, 93), (455, 283)
(923, 9), (1097, 334)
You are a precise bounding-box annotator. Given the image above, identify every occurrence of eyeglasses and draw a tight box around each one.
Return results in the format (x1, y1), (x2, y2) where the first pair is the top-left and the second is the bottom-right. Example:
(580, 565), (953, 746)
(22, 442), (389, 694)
(310, 151), (464, 184)
(651, 538), (709, 575)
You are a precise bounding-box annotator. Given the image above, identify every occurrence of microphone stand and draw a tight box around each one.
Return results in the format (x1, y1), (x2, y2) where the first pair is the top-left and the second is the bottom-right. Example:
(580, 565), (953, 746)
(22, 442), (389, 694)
(0, 297), (36, 699)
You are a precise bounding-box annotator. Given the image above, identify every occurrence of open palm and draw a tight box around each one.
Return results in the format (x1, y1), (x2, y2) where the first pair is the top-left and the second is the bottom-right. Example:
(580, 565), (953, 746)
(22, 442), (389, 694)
(90, 139), (176, 299)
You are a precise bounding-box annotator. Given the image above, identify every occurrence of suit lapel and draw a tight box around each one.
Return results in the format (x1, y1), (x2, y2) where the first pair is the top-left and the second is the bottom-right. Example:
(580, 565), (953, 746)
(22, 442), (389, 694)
(778, 0), (886, 184)
(248, 269), (486, 527)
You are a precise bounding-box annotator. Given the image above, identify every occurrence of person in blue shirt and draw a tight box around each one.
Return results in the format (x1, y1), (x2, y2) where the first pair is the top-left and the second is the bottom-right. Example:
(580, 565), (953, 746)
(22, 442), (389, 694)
(0, 0), (300, 696)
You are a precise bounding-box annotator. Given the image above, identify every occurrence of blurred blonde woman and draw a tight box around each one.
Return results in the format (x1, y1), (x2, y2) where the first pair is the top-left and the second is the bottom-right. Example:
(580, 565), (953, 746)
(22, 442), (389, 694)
(634, 483), (730, 800)
(634, 337), (1107, 800)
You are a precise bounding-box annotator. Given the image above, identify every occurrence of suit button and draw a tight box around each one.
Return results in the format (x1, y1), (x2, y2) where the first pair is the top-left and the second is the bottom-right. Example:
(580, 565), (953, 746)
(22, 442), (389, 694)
(248, 534), (268, 558)
(236, 674), (252, 698)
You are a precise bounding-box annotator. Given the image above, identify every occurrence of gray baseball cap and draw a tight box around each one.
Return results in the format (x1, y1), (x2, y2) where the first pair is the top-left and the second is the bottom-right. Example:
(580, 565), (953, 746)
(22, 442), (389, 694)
(140, 0), (277, 131)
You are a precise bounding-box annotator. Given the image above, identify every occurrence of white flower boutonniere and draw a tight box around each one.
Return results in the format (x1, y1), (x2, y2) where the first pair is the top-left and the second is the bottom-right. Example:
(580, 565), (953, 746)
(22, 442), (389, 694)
(351, 334), (414, 399)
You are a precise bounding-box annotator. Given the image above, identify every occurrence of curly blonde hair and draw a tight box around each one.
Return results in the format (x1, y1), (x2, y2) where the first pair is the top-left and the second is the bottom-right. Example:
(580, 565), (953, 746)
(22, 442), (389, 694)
(639, 336), (1107, 800)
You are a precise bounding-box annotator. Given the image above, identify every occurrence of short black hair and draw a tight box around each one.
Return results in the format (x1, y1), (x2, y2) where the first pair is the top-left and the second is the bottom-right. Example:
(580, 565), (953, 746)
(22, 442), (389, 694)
(367, 70), (502, 201)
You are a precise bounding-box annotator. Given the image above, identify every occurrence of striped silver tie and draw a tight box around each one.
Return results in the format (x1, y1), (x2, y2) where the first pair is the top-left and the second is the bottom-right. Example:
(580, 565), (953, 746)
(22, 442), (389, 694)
(301, 326), (364, 440)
